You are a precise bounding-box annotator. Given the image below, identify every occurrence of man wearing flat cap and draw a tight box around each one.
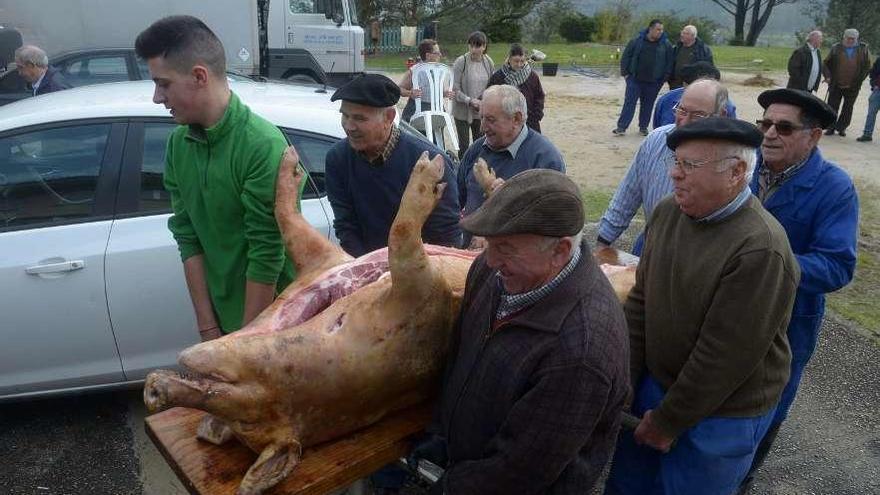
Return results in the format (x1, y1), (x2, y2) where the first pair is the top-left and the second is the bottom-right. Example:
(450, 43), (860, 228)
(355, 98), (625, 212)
(410, 169), (630, 494)
(604, 117), (800, 495)
(738, 88), (859, 493)
(325, 73), (461, 257)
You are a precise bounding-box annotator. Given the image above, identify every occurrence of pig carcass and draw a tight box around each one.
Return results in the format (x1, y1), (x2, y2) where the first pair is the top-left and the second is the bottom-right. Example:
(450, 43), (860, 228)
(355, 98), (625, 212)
(143, 151), (636, 495)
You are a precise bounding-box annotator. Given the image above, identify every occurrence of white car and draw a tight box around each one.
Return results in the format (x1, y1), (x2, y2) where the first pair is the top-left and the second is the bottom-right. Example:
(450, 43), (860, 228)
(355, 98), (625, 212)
(0, 80), (348, 401)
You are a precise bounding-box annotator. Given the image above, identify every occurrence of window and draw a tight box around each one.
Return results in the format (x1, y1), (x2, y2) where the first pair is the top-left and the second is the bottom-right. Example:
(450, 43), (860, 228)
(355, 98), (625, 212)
(284, 131), (335, 199)
(59, 56), (129, 87)
(138, 123), (176, 213)
(0, 124), (110, 229)
(137, 58), (151, 80)
(289, 0), (343, 19)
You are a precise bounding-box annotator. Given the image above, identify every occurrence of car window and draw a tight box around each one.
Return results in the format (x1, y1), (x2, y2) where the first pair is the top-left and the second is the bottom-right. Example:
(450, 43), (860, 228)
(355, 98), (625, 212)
(137, 58), (151, 80)
(59, 56), (129, 87)
(0, 124), (110, 229)
(138, 123), (176, 213)
(284, 130), (334, 199)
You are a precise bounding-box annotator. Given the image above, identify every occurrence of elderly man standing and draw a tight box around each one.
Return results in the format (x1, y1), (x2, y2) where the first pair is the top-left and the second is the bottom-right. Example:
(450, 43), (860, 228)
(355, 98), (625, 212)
(822, 28), (872, 136)
(668, 25), (714, 89)
(613, 20), (674, 136)
(410, 169), (630, 494)
(457, 84), (565, 247)
(787, 30), (823, 93)
(325, 74), (461, 257)
(14, 45), (70, 96)
(604, 118), (800, 495)
(598, 78), (730, 255)
(738, 88), (859, 493)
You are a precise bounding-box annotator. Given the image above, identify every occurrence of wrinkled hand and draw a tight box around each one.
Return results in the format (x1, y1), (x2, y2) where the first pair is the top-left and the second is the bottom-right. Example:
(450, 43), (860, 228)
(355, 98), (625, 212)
(633, 409), (675, 453)
(408, 433), (448, 471)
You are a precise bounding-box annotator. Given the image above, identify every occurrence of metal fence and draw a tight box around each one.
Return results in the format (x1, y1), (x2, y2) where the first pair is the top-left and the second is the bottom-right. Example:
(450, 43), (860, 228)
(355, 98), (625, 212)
(364, 25), (425, 53)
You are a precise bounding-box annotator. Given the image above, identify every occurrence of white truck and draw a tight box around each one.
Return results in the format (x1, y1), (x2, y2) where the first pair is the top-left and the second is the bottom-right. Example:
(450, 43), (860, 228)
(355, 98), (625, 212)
(0, 0), (364, 85)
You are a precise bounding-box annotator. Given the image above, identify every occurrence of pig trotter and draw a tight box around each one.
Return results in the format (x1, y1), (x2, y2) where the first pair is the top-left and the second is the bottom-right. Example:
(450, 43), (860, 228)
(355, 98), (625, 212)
(236, 440), (302, 495)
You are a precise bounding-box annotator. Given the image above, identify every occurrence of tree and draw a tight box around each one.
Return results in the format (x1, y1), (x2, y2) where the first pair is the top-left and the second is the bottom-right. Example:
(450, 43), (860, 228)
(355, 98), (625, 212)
(706, 0), (801, 46)
(559, 13), (597, 42)
(522, 0), (577, 43)
(808, 0), (880, 49)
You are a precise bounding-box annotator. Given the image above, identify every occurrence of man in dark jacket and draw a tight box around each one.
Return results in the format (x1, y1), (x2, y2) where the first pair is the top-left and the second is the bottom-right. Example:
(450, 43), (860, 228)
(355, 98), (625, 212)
(614, 20), (674, 136)
(410, 169), (630, 494)
(856, 55), (880, 142)
(787, 30), (823, 92)
(13, 45), (70, 96)
(822, 28), (872, 136)
(668, 25), (714, 89)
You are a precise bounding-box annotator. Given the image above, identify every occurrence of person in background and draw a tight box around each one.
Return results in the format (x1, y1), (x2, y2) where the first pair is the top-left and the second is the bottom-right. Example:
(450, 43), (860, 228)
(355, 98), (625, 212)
(369, 18), (381, 55)
(451, 31), (494, 158)
(668, 25), (714, 89)
(598, 79), (730, 256)
(787, 30), (823, 93)
(856, 55), (880, 143)
(14, 45), (70, 96)
(653, 61), (737, 128)
(604, 117), (799, 495)
(488, 43), (545, 133)
(136, 16), (295, 339)
(398, 38), (454, 123)
(325, 74), (461, 257)
(738, 88), (859, 494)
(613, 19), (673, 136)
(822, 28), (872, 137)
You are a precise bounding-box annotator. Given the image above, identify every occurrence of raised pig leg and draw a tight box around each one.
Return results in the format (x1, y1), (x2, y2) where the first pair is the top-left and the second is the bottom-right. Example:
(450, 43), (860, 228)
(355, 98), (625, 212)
(237, 440), (302, 495)
(387, 152), (448, 301)
(274, 146), (352, 285)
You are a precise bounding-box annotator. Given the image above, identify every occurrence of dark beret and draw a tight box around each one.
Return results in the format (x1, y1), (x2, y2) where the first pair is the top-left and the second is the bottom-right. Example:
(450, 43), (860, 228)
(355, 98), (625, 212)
(460, 169), (584, 238)
(331, 73), (400, 107)
(681, 61), (721, 84)
(666, 117), (764, 150)
(757, 88), (837, 129)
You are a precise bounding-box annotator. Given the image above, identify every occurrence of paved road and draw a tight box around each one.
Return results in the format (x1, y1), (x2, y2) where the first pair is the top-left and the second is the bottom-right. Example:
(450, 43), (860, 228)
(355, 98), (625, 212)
(1, 315), (877, 494)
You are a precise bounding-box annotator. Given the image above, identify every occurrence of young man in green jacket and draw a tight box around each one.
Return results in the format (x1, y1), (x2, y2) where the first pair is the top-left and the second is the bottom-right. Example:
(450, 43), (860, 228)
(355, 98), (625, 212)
(136, 16), (294, 340)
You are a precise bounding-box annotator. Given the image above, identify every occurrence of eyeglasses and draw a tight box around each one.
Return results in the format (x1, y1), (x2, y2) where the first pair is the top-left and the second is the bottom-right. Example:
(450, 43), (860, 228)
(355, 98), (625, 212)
(755, 119), (810, 136)
(669, 155), (738, 174)
(672, 103), (711, 120)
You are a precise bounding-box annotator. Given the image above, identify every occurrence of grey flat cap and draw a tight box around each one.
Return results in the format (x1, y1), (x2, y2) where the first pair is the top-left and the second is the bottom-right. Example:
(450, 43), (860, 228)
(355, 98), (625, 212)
(460, 169), (584, 237)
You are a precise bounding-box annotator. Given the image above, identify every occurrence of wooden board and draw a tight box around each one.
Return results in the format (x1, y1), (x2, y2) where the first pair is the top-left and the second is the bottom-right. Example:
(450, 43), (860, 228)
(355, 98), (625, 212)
(145, 405), (431, 495)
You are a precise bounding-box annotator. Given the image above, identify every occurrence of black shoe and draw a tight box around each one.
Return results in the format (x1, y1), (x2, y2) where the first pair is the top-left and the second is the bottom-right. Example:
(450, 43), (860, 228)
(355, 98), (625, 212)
(857, 135), (873, 142)
(839, 130), (847, 137)
(639, 128), (649, 136)
(824, 128), (835, 136)
(612, 128), (626, 136)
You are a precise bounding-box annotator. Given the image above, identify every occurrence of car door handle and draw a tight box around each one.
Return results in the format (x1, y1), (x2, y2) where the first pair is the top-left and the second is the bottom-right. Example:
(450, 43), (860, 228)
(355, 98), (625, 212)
(25, 260), (85, 274)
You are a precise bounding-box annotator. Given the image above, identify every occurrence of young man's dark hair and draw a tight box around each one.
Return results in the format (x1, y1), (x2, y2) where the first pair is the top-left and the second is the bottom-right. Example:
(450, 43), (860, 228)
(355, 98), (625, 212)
(135, 15), (227, 77)
(417, 38), (437, 61)
(648, 19), (663, 29)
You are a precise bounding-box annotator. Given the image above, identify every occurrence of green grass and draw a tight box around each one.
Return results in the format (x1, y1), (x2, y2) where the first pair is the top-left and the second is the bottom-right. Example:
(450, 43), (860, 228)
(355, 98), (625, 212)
(366, 43), (793, 73)
(581, 189), (614, 223)
(827, 180), (880, 339)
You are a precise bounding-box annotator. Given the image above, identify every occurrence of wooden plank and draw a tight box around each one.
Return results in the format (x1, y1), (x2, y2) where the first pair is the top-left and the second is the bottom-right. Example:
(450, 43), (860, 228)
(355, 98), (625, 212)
(145, 405), (432, 495)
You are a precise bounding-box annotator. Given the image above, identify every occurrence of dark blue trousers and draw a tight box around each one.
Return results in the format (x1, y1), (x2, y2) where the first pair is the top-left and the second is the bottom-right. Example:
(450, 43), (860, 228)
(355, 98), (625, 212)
(617, 78), (663, 131)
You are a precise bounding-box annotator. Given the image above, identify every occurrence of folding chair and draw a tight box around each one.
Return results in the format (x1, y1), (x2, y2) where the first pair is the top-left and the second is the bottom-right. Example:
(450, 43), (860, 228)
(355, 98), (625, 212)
(409, 62), (459, 155)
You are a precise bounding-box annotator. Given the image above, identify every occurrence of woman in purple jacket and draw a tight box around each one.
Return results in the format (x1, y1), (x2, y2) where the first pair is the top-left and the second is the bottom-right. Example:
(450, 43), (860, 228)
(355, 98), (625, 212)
(488, 43), (545, 133)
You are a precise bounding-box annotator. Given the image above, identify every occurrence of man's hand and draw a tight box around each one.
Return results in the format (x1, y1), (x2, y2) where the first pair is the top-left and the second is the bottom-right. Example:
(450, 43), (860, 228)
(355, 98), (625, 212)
(633, 409), (675, 453)
(412, 87), (422, 98)
(468, 236), (488, 251)
(198, 326), (222, 342)
(444, 89), (455, 99)
(470, 99), (481, 111)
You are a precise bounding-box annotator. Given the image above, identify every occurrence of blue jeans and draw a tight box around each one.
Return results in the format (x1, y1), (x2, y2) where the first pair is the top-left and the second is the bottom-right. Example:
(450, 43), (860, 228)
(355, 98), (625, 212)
(863, 89), (880, 137)
(604, 375), (777, 495)
(617, 78), (663, 131)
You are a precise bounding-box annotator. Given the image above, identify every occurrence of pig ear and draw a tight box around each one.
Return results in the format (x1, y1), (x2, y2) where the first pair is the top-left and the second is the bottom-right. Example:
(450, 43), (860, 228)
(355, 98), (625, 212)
(237, 440), (302, 495)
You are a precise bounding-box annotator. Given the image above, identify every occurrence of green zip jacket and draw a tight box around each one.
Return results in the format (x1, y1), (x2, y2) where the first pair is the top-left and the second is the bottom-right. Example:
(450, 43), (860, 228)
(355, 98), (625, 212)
(164, 92), (294, 333)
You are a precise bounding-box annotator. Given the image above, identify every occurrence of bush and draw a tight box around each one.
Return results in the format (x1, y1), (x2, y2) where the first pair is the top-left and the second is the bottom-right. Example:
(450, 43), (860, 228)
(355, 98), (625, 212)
(594, 7), (633, 44)
(559, 13), (597, 43)
(522, 0), (576, 44)
(483, 19), (522, 43)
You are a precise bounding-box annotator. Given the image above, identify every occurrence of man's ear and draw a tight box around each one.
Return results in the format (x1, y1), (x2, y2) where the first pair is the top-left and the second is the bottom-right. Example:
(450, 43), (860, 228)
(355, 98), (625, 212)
(383, 106), (397, 123)
(730, 159), (747, 184)
(513, 111), (525, 126)
(191, 64), (212, 86)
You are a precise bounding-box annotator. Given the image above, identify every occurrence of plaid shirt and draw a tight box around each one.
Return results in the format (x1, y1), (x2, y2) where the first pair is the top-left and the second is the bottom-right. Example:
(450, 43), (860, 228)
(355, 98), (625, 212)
(437, 242), (631, 494)
(357, 125), (401, 167)
(496, 246), (582, 319)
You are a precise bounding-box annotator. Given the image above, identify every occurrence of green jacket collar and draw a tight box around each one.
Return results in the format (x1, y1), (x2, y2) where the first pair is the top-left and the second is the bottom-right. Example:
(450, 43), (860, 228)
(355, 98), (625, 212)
(185, 91), (245, 145)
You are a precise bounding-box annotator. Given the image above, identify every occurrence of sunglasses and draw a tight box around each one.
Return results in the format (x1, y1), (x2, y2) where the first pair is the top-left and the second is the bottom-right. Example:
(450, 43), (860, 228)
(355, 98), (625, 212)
(755, 119), (810, 136)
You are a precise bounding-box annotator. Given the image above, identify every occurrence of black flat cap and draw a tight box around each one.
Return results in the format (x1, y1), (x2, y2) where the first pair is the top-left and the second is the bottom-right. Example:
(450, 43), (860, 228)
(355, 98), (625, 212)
(681, 61), (721, 84)
(460, 169), (584, 237)
(331, 73), (400, 107)
(758, 88), (837, 129)
(666, 117), (764, 150)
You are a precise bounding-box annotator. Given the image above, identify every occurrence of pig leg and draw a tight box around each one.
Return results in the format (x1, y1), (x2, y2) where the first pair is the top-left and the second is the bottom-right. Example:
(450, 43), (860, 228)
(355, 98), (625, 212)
(274, 146), (352, 285)
(196, 414), (234, 445)
(237, 440), (302, 495)
(387, 152), (447, 301)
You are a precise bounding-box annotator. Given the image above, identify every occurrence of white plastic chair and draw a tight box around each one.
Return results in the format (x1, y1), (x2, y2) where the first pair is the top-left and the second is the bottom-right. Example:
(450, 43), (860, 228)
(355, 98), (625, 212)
(409, 62), (459, 155)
